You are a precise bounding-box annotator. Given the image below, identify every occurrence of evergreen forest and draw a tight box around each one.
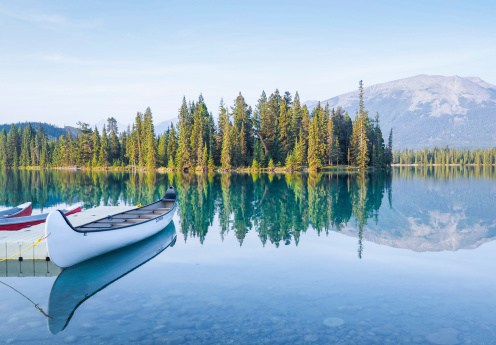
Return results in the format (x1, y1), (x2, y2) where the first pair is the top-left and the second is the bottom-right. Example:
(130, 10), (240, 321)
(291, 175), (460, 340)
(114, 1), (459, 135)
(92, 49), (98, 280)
(0, 82), (392, 171)
(393, 147), (496, 165)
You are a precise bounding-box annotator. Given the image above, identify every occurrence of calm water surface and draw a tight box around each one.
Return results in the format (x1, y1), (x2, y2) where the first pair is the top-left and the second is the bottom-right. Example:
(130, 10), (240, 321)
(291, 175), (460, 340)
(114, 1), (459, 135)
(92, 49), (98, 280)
(0, 167), (495, 344)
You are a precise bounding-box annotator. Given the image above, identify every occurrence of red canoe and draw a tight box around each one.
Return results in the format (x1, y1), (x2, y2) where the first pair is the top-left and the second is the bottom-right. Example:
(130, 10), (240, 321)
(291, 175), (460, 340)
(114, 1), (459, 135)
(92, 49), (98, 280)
(0, 205), (82, 231)
(0, 202), (32, 218)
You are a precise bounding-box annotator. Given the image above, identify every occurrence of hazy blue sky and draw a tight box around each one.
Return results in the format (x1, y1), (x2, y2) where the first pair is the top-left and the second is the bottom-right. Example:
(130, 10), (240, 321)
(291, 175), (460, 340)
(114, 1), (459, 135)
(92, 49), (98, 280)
(1, 0), (494, 127)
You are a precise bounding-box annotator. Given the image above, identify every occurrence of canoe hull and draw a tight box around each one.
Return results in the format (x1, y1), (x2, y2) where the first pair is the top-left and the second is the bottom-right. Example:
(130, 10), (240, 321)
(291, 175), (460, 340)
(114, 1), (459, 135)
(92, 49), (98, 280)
(45, 203), (176, 268)
(0, 206), (81, 231)
(10, 203), (32, 218)
(0, 202), (32, 219)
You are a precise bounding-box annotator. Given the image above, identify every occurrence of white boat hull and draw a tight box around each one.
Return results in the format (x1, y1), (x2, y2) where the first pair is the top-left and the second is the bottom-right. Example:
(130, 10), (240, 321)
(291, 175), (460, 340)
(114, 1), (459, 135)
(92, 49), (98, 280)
(45, 203), (176, 268)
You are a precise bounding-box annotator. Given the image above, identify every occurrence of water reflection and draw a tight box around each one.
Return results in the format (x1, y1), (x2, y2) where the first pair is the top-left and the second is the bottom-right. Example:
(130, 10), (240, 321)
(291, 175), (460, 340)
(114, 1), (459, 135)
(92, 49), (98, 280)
(1, 167), (495, 254)
(47, 222), (177, 334)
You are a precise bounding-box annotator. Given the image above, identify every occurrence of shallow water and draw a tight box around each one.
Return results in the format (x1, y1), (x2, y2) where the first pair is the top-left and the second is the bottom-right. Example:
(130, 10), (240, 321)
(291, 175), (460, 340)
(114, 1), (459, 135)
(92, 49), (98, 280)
(1, 167), (495, 344)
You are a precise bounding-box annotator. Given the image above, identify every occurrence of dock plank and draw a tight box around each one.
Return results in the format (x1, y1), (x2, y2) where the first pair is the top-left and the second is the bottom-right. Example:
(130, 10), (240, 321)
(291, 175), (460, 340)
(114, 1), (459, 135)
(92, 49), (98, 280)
(0, 205), (134, 261)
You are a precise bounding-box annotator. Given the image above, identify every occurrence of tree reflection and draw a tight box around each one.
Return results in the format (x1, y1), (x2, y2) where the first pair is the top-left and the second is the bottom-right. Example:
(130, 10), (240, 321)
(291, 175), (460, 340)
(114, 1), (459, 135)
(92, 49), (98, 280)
(0, 169), (396, 257)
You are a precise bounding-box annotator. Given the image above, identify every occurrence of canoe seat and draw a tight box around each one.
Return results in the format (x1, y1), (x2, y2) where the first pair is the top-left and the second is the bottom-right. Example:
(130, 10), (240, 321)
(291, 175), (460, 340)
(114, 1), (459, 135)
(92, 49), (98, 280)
(124, 219), (146, 223)
(137, 214), (156, 219)
(127, 211), (151, 215)
(78, 223), (113, 229)
(153, 208), (170, 213)
(111, 222), (131, 227)
(98, 219), (129, 223)
(108, 214), (136, 219)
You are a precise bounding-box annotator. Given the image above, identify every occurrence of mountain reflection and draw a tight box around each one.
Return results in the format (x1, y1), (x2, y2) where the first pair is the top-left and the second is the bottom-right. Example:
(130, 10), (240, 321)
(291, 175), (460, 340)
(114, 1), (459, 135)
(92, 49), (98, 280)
(1, 167), (495, 254)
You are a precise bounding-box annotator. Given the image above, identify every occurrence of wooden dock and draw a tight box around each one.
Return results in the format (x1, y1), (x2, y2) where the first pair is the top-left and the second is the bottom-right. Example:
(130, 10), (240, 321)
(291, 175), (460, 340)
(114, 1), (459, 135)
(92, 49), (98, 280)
(0, 206), (134, 263)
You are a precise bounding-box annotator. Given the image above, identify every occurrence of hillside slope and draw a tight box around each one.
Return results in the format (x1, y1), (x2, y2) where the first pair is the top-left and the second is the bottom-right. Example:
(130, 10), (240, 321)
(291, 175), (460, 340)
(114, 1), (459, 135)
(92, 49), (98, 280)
(306, 75), (496, 149)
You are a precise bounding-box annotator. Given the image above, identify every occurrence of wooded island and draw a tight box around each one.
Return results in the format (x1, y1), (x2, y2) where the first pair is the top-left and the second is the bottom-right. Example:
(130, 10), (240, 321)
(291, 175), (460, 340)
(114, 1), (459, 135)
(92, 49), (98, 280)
(0, 82), (392, 171)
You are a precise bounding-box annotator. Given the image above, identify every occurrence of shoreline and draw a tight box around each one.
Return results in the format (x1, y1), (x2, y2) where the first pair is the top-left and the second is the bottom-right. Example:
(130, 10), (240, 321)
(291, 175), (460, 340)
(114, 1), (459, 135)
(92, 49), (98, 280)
(7, 163), (495, 173)
(2, 165), (381, 173)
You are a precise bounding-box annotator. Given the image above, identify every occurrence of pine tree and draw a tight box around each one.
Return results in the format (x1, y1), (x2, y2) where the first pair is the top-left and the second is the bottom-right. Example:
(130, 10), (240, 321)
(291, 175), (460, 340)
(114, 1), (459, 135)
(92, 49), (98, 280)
(39, 137), (48, 168)
(0, 129), (7, 169)
(6, 124), (20, 167)
(201, 144), (208, 171)
(176, 98), (193, 170)
(208, 150), (215, 171)
(216, 99), (229, 165)
(221, 121), (232, 170)
(20, 124), (34, 167)
(231, 92), (252, 167)
(127, 123), (138, 168)
(134, 112), (144, 167)
(120, 130), (128, 165)
(99, 125), (109, 167)
(258, 90), (280, 162)
(307, 115), (322, 171)
(386, 128), (393, 166)
(64, 131), (75, 166)
(299, 105), (310, 165)
(310, 103), (326, 168)
(279, 98), (293, 162)
(143, 107), (157, 170)
(158, 133), (168, 167)
(326, 111), (339, 166)
(92, 126), (101, 167)
(107, 117), (121, 164)
(291, 92), (302, 142)
(75, 122), (93, 167)
(351, 81), (369, 170)
(167, 125), (178, 169)
(295, 134), (305, 167)
(254, 91), (271, 164)
(268, 158), (275, 170)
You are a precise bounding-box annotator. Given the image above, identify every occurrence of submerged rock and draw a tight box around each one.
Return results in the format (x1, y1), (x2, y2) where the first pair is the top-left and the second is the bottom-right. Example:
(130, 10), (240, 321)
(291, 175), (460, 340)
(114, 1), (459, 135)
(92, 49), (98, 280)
(304, 334), (319, 342)
(64, 335), (76, 343)
(426, 328), (459, 345)
(323, 317), (345, 328)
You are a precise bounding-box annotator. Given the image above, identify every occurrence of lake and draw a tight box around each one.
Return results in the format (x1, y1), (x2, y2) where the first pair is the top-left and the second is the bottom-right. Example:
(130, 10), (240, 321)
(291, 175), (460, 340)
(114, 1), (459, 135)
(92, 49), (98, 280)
(0, 167), (495, 344)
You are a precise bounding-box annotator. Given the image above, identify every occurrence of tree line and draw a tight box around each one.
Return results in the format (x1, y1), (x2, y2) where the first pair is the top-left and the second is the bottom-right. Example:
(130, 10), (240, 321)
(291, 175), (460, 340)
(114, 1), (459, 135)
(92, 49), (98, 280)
(394, 147), (496, 165)
(0, 82), (393, 171)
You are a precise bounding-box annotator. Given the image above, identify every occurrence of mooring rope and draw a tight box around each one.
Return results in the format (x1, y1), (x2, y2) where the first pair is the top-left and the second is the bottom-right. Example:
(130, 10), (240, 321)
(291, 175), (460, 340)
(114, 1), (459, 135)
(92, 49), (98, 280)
(0, 233), (50, 263)
(0, 280), (52, 318)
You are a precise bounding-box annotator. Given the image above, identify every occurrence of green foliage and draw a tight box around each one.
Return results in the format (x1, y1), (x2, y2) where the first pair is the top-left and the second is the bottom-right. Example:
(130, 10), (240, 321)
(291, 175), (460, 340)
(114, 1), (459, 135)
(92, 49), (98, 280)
(221, 122), (232, 170)
(268, 158), (275, 171)
(393, 146), (496, 166)
(0, 82), (392, 171)
(208, 151), (215, 171)
(99, 125), (109, 167)
(0, 129), (7, 169)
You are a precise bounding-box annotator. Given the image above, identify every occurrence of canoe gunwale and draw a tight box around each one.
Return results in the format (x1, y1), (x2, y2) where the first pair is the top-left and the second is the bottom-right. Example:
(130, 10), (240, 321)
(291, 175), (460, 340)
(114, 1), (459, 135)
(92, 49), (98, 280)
(0, 202), (32, 218)
(59, 198), (178, 234)
(0, 204), (80, 228)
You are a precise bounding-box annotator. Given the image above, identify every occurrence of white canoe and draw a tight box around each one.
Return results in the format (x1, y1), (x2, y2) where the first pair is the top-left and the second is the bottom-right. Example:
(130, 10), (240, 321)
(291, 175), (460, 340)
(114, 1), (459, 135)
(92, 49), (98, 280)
(45, 186), (177, 268)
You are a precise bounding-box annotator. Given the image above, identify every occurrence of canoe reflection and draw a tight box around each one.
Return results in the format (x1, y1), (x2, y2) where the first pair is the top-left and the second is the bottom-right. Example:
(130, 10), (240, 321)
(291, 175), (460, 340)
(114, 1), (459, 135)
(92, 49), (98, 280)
(47, 222), (176, 335)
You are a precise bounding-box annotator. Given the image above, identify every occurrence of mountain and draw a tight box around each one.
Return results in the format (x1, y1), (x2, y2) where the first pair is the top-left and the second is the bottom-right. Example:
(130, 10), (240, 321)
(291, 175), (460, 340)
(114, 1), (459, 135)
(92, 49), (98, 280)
(0, 122), (78, 140)
(93, 118), (178, 135)
(155, 118), (178, 135)
(305, 75), (496, 149)
(93, 119), (128, 133)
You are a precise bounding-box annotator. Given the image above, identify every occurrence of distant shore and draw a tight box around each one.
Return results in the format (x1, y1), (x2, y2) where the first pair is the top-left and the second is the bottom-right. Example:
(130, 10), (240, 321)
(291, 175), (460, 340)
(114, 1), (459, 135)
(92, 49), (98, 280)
(391, 164), (496, 167)
(2, 165), (377, 173)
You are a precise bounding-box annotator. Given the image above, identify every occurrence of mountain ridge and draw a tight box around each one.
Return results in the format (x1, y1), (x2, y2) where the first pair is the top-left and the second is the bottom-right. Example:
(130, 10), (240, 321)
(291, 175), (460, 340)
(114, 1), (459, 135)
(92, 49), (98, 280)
(305, 75), (496, 149)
